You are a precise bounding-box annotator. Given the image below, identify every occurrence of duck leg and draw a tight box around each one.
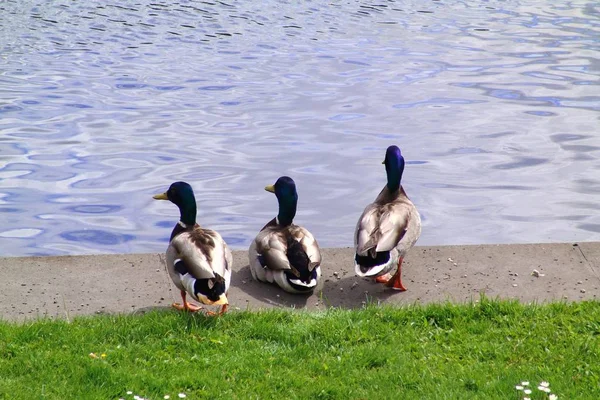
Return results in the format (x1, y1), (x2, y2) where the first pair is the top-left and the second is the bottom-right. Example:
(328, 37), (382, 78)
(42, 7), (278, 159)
(205, 304), (229, 317)
(385, 257), (407, 291)
(172, 290), (203, 312)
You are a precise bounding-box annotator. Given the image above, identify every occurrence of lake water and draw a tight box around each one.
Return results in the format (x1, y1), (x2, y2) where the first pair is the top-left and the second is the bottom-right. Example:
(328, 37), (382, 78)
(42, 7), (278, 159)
(0, 0), (599, 257)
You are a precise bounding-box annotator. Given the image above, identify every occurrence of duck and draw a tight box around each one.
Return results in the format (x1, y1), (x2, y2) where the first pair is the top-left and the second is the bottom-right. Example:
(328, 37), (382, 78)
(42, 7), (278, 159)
(354, 145), (421, 291)
(248, 176), (322, 294)
(153, 181), (231, 315)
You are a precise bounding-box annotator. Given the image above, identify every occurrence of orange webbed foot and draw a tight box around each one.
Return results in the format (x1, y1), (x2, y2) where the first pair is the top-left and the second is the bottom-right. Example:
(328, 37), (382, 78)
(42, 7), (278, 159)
(384, 258), (407, 291)
(389, 277), (407, 291)
(375, 273), (392, 284)
(172, 302), (203, 312)
(205, 304), (228, 317)
(173, 290), (203, 312)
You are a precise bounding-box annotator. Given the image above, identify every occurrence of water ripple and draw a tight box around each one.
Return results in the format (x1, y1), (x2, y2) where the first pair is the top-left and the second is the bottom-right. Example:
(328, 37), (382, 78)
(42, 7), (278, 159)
(60, 230), (135, 245)
(0, 0), (599, 256)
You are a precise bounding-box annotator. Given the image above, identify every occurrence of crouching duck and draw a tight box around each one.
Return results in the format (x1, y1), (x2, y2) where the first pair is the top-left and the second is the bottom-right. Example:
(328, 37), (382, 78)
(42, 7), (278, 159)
(153, 181), (231, 315)
(354, 145), (421, 291)
(249, 176), (322, 293)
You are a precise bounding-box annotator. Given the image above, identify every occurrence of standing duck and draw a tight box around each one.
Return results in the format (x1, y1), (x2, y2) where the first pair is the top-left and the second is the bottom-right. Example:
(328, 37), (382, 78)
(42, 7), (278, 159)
(153, 181), (231, 315)
(354, 146), (421, 291)
(248, 176), (322, 293)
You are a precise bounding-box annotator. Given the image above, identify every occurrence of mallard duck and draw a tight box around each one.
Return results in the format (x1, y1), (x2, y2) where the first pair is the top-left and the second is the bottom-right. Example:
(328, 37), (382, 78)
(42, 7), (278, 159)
(248, 176), (322, 293)
(354, 145), (421, 291)
(153, 181), (231, 315)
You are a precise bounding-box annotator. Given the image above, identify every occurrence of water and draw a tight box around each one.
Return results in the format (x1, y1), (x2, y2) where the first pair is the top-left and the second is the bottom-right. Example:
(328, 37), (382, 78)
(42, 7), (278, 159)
(0, 0), (599, 257)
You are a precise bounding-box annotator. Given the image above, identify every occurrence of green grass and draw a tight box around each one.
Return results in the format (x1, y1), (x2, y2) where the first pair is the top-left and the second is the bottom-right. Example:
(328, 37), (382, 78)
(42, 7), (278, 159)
(0, 298), (599, 399)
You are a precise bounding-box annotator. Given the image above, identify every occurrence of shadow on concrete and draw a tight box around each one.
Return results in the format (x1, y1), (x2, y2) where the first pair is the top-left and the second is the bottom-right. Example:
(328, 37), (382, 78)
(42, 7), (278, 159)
(230, 265), (311, 309)
(230, 263), (405, 310)
(317, 274), (402, 308)
(231, 264), (312, 309)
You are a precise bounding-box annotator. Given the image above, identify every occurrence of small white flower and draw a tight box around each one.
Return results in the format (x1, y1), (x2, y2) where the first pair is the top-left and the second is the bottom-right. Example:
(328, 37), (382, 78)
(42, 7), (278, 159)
(524, 389), (532, 394)
(538, 386), (545, 391)
(134, 396), (140, 400)
(178, 394), (186, 399)
(164, 396), (170, 400)
(540, 381), (550, 387)
(515, 385), (524, 390)
(549, 394), (558, 400)
(524, 397), (530, 400)
(521, 381), (529, 386)
(127, 392), (133, 395)
(543, 387), (552, 393)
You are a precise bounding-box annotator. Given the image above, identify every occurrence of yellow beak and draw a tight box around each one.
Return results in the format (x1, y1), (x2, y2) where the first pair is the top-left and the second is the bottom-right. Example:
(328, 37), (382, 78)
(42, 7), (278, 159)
(264, 184), (275, 193)
(213, 294), (229, 306)
(153, 192), (168, 200)
(198, 293), (229, 306)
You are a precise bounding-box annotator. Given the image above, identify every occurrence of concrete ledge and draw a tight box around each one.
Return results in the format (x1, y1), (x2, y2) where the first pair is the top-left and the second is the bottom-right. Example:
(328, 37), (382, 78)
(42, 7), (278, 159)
(1, 243), (599, 321)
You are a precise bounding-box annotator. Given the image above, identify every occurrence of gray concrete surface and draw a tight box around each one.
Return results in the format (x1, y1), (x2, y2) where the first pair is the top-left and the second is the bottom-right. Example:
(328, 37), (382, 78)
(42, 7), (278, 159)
(1, 243), (599, 321)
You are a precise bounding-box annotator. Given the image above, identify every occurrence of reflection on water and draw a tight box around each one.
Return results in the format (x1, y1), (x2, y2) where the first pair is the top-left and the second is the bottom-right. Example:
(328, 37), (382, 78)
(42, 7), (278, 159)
(0, 0), (599, 256)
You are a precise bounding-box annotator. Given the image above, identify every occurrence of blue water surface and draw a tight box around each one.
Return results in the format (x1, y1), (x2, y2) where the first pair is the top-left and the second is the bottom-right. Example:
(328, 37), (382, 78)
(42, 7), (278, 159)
(0, 0), (599, 256)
